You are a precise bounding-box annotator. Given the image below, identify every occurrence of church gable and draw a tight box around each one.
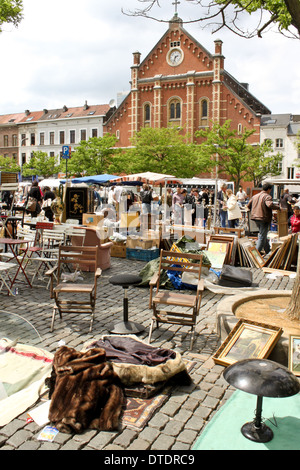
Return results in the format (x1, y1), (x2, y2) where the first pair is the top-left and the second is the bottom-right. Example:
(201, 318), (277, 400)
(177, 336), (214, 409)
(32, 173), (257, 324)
(138, 21), (214, 80)
(104, 14), (270, 149)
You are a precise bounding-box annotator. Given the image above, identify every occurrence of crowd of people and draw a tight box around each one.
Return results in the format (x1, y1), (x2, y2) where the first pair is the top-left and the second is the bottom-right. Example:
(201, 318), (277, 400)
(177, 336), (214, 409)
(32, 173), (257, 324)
(3, 179), (300, 246)
(95, 183), (216, 226)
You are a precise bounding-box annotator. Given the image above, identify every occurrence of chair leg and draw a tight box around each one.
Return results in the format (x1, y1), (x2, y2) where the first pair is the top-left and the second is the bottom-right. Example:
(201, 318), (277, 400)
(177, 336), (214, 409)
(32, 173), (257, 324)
(148, 318), (155, 344)
(189, 326), (195, 350)
(51, 307), (56, 332)
(89, 311), (95, 333)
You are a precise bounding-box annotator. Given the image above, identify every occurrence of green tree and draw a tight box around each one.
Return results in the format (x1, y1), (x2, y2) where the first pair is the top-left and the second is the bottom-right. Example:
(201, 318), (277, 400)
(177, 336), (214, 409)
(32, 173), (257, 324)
(0, 0), (23, 32)
(67, 134), (118, 176)
(245, 139), (283, 187)
(0, 154), (20, 172)
(195, 120), (282, 188)
(110, 126), (209, 178)
(22, 151), (61, 178)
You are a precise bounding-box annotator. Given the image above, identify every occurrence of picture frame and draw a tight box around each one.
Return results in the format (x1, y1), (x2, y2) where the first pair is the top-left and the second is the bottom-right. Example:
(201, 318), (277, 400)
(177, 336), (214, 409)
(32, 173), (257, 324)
(248, 246), (265, 268)
(288, 335), (300, 377)
(213, 319), (283, 367)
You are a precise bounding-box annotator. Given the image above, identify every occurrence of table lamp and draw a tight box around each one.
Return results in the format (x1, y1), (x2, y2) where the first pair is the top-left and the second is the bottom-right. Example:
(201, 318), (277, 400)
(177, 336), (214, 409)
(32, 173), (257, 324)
(223, 358), (300, 443)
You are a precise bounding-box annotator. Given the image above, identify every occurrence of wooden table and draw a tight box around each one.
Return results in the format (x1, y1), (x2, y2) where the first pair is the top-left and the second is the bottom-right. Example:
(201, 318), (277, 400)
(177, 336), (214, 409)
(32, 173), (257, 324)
(0, 238), (33, 289)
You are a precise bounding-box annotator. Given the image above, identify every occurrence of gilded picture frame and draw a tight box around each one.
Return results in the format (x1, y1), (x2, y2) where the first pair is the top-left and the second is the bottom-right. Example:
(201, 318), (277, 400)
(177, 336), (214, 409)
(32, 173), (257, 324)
(213, 319), (283, 367)
(248, 246), (265, 268)
(288, 335), (300, 377)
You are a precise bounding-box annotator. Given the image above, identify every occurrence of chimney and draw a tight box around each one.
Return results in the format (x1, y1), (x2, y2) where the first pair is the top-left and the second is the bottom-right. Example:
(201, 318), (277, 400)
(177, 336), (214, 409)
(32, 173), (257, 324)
(133, 51), (141, 66)
(43, 109), (48, 114)
(84, 100), (89, 110)
(63, 105), (68, 112)
(25, 110), (30, 116)
(214, 39), (223, 55)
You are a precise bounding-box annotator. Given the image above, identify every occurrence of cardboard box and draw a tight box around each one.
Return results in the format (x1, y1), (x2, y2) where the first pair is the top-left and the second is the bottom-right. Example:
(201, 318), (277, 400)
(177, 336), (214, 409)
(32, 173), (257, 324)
(126, 237), (156, 250)
(120, 212), (140, 229)
(82, 213), (103, 227)
(111, 243), (126, 258)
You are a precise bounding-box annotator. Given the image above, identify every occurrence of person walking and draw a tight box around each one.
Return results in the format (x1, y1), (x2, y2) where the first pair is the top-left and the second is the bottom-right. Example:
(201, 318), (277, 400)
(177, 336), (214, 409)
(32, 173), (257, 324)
(42, 186), (56, 222)
(140, 184), (153, 214)
(225, 189), (242, 228)
(217, 183), (228, 227)
(172, 186), (184, 224)
(247, 183), (280, 255)
(26, 180), (43, 217)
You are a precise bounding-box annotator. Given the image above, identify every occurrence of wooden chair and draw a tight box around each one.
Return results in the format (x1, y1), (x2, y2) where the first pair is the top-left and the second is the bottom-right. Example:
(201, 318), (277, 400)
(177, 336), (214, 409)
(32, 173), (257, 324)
(148, 249), (204, 350)
(46, 245), (101, 332)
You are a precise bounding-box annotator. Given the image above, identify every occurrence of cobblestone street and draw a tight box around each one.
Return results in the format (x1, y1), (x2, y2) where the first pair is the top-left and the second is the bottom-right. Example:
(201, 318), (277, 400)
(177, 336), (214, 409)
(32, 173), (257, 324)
(0, 256), (295, 450)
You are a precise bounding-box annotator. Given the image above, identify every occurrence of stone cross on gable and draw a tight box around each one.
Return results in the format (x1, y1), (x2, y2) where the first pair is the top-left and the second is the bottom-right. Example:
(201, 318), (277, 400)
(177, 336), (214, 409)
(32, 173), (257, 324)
(172, 0), (180, 15)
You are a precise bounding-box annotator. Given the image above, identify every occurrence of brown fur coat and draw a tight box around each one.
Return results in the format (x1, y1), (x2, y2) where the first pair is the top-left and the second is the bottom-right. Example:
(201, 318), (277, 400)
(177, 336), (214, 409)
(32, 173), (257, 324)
(47, 346), (124, 434)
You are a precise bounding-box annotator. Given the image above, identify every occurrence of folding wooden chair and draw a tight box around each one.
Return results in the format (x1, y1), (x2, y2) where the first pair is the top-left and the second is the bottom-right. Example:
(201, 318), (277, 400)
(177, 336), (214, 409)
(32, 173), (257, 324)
(46, 245), (101, 332)
(148, 249), (204, 349)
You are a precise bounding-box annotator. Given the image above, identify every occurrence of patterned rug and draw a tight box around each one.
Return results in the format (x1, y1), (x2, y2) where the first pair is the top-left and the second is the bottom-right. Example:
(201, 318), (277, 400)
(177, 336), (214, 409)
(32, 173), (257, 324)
(122, 360), (196, 430)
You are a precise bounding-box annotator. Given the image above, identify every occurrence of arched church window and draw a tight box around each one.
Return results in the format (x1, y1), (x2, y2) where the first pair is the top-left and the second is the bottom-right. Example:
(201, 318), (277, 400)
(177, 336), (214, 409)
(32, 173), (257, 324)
(201, 100), (208, 118)
(145, 104), (150, 122)
(199, 98), (209, 127)
(169, 99), (181, 120)
(143, 103), (151, 127)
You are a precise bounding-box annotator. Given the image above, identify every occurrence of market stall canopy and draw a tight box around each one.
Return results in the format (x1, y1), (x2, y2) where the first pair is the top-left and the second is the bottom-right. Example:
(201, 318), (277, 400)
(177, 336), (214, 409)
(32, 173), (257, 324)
(39, 178), (63, 188)
(110, 172), (182, 185)
(61, 174), (119, 184)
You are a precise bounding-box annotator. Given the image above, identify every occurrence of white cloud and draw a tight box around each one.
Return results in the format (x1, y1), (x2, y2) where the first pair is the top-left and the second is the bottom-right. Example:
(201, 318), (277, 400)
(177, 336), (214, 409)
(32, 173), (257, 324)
(0, 0), (299, 115)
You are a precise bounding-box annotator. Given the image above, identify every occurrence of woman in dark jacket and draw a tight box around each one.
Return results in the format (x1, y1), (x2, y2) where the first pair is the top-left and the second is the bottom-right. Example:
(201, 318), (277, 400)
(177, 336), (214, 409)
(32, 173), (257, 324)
(42, 186), (56, 221)
(26, 180), (42, 217)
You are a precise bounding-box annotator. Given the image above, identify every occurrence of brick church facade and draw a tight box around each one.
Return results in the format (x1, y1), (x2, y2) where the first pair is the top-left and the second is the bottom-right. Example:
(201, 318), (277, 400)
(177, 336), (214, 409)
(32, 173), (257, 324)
(104, 14), (271, 148)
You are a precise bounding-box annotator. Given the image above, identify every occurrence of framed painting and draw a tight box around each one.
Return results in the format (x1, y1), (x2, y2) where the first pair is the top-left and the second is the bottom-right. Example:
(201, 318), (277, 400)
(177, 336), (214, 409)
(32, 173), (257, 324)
(288, 335), (300, 377)
(248, 246), (265, 268)
(213, 319), (283, 367)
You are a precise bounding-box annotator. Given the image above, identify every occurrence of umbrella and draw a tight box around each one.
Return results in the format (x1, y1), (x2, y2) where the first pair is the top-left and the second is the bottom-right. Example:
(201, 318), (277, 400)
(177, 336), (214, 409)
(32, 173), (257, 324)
(110, 172), (182, 185)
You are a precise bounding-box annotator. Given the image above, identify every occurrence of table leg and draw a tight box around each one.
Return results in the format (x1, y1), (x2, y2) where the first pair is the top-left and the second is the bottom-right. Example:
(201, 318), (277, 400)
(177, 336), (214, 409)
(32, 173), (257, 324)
(7, 246), (32, 289)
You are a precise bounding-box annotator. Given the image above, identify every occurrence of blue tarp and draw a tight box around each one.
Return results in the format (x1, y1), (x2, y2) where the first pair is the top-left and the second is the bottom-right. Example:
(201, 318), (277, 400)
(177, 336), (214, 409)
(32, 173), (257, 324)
(61, 174), (119, 184)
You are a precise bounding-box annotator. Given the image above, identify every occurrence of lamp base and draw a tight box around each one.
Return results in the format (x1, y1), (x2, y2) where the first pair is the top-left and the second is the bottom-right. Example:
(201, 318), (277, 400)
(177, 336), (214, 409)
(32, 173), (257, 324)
(109, 321), (144, 335)
(241, 421), (273, 443)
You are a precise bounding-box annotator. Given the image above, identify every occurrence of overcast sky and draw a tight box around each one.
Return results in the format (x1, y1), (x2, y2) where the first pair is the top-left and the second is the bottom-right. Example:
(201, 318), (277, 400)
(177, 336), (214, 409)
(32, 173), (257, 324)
(0, 0), (299, 116)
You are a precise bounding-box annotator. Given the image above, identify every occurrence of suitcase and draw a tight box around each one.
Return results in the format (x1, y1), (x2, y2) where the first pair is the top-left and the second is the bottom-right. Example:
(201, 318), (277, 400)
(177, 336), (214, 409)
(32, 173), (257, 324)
(218, 265), (253, 287)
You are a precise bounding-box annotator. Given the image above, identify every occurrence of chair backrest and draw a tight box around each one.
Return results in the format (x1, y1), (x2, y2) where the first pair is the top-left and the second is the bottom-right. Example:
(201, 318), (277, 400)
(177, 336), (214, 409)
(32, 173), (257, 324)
(41, 229), (65, 250)
(156, 249), (203, 296)
(16, 226), (36, 246)
(56, 246), (99, 284)
(65, 219), (79, 225)
(35, 222), (54, 231)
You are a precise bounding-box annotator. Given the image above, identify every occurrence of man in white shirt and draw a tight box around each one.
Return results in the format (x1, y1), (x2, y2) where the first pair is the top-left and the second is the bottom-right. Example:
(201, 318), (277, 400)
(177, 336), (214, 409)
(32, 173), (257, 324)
(113, 184), (124, 220)
(236, 186), (247, 205)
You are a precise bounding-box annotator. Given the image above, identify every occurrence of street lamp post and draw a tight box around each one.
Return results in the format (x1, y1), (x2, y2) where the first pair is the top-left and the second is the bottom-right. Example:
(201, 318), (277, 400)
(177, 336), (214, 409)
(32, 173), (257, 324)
(19, 136), (28, 182)
(213, 145), (219, 227)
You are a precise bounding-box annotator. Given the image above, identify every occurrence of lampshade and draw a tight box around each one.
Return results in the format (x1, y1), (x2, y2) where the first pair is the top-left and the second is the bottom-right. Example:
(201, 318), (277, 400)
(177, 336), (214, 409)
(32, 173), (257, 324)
(224, 358), (300, 398)
(223, 358), (300, 443)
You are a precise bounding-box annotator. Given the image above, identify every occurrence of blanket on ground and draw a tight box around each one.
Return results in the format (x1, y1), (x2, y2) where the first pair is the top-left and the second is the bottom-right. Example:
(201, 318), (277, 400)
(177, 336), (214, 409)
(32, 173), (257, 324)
(47, 346), (124, 434)
(0, 338), (53, 426)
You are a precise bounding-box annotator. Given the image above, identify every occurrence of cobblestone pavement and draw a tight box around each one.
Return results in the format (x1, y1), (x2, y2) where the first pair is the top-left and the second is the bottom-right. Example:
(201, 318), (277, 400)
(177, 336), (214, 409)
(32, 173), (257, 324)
(0, 256), (295, 451)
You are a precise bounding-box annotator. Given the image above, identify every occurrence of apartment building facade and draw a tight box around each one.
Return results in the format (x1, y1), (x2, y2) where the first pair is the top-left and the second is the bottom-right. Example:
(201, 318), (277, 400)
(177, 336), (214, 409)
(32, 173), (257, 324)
(260, 114), (300, 180)
(0, 102), (111, 168)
